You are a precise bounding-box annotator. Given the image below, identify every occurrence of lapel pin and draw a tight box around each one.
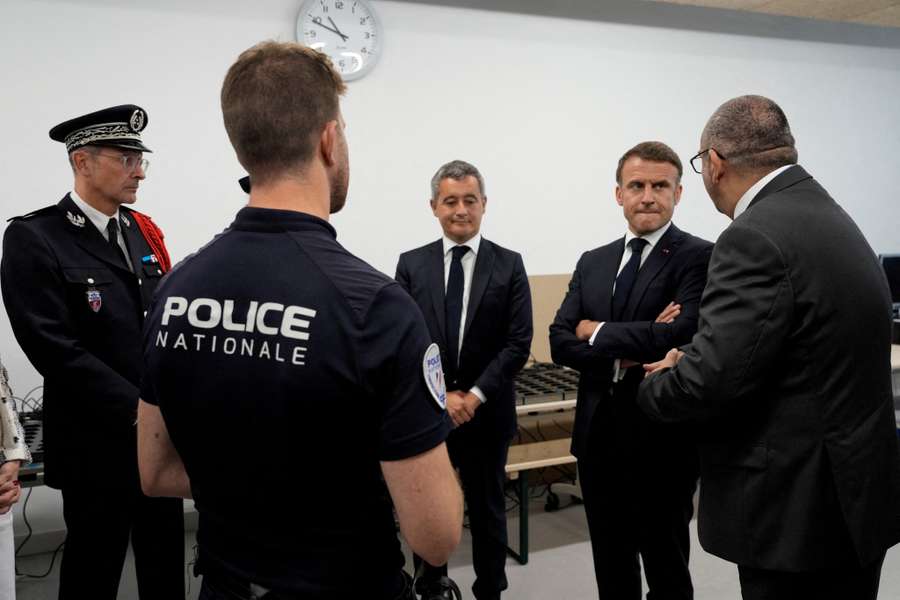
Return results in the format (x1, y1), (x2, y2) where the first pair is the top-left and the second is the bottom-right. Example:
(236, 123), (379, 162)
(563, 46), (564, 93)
(121, 214), (131, 228)
(661, 248), (670, 255)
(66, 211), (85, 228)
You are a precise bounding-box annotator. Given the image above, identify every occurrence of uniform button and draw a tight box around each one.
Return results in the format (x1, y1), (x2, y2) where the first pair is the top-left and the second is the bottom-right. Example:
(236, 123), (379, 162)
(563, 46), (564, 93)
(156, 269), (162, 275)
(138, 278), (142, 286)
(87, 278), (95, 284)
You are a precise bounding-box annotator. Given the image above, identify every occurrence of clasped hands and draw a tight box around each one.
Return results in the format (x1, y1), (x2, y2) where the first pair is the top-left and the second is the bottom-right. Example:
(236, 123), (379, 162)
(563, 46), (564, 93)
(643, 347), (685, 376)
(445, 390), (481, 427)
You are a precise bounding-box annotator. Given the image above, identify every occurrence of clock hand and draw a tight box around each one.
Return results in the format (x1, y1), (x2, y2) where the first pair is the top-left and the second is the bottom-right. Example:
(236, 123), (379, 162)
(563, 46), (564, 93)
(327, 16), (350, 41)
(311, 16), (349, 42)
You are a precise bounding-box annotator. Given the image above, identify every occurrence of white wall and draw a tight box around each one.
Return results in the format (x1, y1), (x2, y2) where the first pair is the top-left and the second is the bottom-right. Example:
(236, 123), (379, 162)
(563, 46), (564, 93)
(2, 0), (900, 552)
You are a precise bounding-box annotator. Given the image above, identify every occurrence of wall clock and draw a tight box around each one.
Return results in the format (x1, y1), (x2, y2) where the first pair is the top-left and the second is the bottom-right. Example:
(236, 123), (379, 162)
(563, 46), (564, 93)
(296, 0), (383, 81)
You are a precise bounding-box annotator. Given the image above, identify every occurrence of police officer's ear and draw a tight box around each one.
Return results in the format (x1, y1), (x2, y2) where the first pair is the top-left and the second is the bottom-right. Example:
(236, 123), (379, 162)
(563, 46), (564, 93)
(319, 119), (342, 168)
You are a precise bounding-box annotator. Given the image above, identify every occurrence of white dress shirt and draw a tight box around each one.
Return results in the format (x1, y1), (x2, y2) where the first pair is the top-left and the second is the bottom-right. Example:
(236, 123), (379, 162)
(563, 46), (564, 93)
(442, 234), (486, 403)
(733, 165), (792, 220)
(70, 191), (133, 271)
(589, 221), (672, 381)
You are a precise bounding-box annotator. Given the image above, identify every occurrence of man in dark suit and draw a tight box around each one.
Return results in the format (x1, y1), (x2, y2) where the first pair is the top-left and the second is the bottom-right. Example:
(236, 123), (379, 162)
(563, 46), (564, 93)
(549, 141), (713, 599)
(1, 105), (184, 600)
(639, 95), (900, 600)
(396, 160), (533, 600)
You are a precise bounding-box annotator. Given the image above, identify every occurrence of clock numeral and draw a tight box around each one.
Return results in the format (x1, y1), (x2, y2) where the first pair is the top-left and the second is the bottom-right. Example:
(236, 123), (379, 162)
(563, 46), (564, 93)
(361, 47), (367, 54)
(335, 1), (344, 8)
(360, 17), (367, 25)
(308, 29), (317, 37)
(339, 59), (346, 67)
(364, 32), (370, 39)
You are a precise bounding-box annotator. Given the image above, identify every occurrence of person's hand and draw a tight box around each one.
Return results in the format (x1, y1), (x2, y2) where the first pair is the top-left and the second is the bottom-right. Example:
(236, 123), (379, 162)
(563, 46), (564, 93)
(643, 348), (684, 377)
(576, 319), (600, 341)
(446, 391), (480, 427)
(0, 461), (22, 514)
(655, 302), (681, 324)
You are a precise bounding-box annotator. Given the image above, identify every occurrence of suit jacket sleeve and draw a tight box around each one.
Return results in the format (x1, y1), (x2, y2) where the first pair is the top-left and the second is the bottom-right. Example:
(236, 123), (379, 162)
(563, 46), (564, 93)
(394, 253), (411, 294)
(549, 253), (613, 373)
(592, 243), (712, 363)
(472, 254), (533, 400)
(637, 224), (793, 423)
(1, 223), (139, 413)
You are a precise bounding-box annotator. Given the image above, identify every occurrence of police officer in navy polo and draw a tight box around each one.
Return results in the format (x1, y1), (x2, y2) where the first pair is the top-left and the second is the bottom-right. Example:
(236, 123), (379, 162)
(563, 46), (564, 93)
(0, 104), (184, 599)
(138, 41), (464, 600)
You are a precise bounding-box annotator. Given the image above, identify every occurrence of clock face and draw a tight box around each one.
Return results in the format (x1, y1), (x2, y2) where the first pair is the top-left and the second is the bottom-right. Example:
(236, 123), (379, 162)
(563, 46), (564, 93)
(296, 0), (382, 81)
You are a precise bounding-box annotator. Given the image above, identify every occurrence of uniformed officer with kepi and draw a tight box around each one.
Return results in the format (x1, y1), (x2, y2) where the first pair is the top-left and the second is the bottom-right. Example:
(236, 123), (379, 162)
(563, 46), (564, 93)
(138, 41), (464, 599)
(0, 104), (184, 600)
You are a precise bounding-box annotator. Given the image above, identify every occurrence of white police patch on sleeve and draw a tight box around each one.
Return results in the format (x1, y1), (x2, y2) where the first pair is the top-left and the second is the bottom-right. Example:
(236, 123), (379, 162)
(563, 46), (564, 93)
(422, 343), (447, 410)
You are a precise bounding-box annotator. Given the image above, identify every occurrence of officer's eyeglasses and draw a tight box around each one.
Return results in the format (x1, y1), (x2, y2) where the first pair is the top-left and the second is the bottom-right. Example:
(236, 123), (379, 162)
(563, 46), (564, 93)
(93, 152), (150, 174)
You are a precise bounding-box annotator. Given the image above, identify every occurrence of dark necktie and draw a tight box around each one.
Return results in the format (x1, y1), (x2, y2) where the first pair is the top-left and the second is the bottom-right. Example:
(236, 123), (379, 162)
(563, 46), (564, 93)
(106, 218), (129, 268)
(612, 237), (649, 321)
(445, 245), (470, 375)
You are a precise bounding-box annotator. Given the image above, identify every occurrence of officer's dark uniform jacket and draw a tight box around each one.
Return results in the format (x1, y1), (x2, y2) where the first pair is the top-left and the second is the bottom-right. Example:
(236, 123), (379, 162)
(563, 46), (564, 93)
(1, 193), (165, 489)
(141, 207), (451, 598)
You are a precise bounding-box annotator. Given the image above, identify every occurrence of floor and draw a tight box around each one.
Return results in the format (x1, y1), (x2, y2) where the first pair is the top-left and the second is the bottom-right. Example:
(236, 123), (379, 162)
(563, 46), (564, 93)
(13, 489), (900, 599)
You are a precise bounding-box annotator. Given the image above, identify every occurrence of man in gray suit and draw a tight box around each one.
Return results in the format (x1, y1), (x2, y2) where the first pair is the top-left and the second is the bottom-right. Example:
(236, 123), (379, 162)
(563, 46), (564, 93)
(638, 95), (900, 600)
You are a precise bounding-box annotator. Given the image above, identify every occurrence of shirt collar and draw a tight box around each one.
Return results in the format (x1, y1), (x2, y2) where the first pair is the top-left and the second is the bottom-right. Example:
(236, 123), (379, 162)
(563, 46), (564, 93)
(442, 233), (482, 257)
(733, 164), (793, 220)
(623, 220), (671, 251)
(69, 190), (119, 235)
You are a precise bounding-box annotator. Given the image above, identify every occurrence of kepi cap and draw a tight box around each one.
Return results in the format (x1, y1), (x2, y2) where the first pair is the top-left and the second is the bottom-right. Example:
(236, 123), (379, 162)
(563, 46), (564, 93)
(49, 104), (152, 153)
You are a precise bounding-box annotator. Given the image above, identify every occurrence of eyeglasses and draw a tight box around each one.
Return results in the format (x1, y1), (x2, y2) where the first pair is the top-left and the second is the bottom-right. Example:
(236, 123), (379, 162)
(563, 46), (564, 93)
(690, 145), (787, 174)
(92, 151), (150, 174)
(689, 148), (724, 174)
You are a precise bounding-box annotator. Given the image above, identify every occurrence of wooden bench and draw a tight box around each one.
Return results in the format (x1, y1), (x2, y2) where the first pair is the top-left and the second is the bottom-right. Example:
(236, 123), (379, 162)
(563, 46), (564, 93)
(504, 437), (576, 564)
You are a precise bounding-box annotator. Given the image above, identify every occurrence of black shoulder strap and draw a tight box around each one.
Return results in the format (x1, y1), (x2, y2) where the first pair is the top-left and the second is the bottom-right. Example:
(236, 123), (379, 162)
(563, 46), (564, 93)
(7, 205), (56, 223)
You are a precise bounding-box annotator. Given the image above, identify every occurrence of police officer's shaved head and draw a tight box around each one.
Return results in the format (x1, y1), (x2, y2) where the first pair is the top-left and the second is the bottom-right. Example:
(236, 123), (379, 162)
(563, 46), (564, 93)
(701, 95), (798, 175)
(221, 41), (347, 187)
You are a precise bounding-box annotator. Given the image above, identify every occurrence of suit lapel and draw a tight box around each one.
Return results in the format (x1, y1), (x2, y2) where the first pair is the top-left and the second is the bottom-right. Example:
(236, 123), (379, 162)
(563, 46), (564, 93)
(622, 224), (684, 321)
(427, 241), (448, 344)
(597, 240), (624, 322)
(58, 195), (132, 273)
(462, 239), (494, 342)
